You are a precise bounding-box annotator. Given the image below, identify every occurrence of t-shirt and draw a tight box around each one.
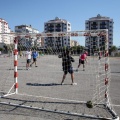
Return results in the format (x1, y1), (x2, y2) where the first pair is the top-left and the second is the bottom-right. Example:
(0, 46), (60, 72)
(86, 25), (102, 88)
(32, 51), (38, 58)
(58, 52), (75, 70)
(80, 54), (86, 60)
(26, 51), (31, 59)
(62, 55), (74, 69)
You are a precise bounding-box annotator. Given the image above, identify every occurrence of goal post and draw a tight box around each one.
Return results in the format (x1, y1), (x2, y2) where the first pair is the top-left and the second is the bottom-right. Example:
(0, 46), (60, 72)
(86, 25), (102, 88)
(0, 30), (119, 120)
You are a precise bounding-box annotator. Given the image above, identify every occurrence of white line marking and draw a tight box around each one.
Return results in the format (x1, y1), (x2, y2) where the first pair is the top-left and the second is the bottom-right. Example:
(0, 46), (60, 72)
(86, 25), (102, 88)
(111, 104), (120, 107)
(111, 73), (120, 77)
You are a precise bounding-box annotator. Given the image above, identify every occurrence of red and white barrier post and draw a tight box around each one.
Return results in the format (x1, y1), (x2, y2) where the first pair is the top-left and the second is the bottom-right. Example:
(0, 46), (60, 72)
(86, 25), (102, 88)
(14, 37), (18, 94)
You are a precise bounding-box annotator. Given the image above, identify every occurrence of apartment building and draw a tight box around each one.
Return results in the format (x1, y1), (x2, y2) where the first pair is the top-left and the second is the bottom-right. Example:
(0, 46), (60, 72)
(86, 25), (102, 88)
(70, 40), (80, 47)
(85, 14), (113, 52)
(44, 17), (71, 49)
(15, 25), (39, 33)
(0, 18), (11, 48)
(15, 25), (40, 48)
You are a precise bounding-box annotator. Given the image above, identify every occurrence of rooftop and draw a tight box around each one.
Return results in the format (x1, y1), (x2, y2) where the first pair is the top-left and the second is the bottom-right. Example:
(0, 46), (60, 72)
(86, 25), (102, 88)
(89, 14), (113, 21)
(47, 17), (68, 23)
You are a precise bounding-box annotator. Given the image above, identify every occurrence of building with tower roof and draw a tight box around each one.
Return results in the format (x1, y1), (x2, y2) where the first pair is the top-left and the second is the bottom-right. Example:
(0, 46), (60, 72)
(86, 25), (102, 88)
(44, 17), (71, 50)
(85, 14), (113, 53)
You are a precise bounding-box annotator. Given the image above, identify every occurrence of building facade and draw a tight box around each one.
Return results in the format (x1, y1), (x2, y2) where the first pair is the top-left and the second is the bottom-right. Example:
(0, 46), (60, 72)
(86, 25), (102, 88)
(44, 17), (71, 50)
(85, 14), (113, 52)
(70, 40), (80, 47)
(15, 25), (39, 33)
(15, 25), (40, 49)
(0, 18), (11, 48)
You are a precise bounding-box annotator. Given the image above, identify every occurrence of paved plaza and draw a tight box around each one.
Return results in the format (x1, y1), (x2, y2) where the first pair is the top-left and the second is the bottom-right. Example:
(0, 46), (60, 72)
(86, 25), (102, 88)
(0, 55), (120, 120)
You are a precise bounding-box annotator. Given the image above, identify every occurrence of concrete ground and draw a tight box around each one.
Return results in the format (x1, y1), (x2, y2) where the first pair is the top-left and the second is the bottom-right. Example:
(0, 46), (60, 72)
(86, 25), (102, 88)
(0, 55), (120, 120)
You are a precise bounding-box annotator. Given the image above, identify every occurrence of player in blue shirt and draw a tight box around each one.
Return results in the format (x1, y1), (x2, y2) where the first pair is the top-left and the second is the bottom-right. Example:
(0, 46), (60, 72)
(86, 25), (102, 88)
(30, 50), (38, 67)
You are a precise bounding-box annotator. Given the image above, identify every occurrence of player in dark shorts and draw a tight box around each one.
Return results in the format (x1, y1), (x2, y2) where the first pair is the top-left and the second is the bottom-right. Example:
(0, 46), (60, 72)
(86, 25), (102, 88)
(76, 51), (87, 71)
(58, 50), (77, 85)
(30, 50), (38, 67)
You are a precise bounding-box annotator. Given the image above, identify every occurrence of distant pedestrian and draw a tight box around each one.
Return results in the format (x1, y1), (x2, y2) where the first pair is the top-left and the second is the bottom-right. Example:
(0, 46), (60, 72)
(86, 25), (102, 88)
(26, 49), (32, 70)
(58, 50), (77, 85)
(19, 51), (22, 58)
(30, 50), (38, 67)
(76, 51), (87, 71)
(98, 51), (102, 60)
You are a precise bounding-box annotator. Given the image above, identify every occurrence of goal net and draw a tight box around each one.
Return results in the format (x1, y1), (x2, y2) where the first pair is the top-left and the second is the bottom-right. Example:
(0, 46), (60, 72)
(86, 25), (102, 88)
(0, 30), (119, 120)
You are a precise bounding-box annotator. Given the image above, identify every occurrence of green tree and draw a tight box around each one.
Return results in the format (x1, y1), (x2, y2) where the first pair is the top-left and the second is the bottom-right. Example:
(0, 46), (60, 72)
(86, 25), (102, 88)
(110, 45), (117, 52)
(109, 45), (117, 55)
(71, 45), (85, 54)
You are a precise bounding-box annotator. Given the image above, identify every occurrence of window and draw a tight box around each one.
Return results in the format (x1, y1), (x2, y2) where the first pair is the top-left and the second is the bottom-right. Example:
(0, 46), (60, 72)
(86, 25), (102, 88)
(68, 24), (70, 26)
(93, 22), (97, 25)
(101, 21), (106, 24)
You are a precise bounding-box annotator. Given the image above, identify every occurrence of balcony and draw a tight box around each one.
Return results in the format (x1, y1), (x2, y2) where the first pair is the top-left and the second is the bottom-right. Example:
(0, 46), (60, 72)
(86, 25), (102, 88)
(56, 24), (61, 27)
(100, 22), (106, 25)
(91, 21), (97, 25)
(91, 27), (97, 30)
(47, 28), (54, 32)
(91, 24), (98, 26)
(55, 29), (61, 32)
(100, 26), (106, 29)
(47, 24), (54, 27)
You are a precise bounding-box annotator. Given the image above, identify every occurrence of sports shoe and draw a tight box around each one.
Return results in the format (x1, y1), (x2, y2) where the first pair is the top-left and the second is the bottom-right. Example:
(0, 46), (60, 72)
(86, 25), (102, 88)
(61, 82), (64, 85)
(35, 66), (38, 67)
(71, 82), (77, 85)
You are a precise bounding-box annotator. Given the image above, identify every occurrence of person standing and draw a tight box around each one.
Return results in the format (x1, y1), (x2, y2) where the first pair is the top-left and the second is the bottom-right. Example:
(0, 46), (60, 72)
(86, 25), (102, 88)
(26, 49), (32, 70)
(76, 51), (87, 71)
(98, 51), (102, 60)
(30, 50), (38, 67)
(19, 50), (22, 58)
(58, 50), (77, 85)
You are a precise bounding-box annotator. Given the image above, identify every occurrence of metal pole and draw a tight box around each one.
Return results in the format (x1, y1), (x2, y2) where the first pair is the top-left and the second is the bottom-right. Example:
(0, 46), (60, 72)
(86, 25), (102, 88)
(14, 37), (18, 94)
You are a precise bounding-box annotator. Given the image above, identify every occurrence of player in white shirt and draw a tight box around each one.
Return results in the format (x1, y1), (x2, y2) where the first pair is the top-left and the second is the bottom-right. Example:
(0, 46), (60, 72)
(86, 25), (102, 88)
(26, 49), (32, 70)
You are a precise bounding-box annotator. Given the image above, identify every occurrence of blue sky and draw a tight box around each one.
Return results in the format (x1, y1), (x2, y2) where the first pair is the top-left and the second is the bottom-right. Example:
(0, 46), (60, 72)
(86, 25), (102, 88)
(0, 0), (120, 46)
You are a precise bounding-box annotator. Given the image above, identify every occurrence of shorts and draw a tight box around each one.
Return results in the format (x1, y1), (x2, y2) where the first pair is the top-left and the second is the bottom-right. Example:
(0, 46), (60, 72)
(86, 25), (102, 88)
(33, 58), (37, 62)
(63, 67), (73, 74)
(79, 59), (85, 64)
(27, 59), (31, 63)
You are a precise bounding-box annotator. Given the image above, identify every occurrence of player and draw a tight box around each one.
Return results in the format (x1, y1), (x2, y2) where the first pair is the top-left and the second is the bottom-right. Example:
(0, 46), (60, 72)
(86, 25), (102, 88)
(58, 50), (77, 85)
(76, 51), (87, 71)
(30, 50), (38, 67)
(26, 49), (32, 70)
